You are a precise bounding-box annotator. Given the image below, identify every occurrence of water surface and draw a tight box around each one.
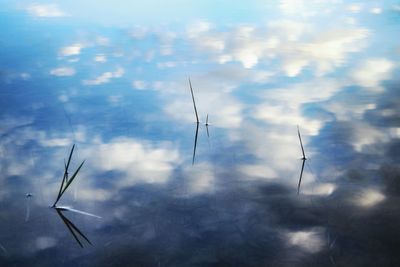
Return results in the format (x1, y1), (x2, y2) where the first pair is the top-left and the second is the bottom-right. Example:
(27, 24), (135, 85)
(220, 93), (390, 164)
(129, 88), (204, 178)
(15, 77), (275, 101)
(1, 1), (400, 266)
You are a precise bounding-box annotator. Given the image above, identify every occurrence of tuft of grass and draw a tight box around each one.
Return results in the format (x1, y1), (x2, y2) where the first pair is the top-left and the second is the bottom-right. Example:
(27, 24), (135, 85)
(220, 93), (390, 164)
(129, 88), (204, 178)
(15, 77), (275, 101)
(52, 144), (85, 207)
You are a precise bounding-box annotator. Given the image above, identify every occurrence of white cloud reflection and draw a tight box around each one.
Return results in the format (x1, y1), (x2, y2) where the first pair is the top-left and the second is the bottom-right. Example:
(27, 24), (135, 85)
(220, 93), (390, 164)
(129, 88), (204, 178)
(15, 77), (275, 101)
(347, 122), (389, 152)
(347, 4), (362, 13)
(27, 4), (66, 17)
(130, 25), (149, 40)
(50, 67), (75, 76)
(283, 27), (369, 76)
(34, 236), (57, 251)
(59, 44), (84, 57)
(236, 122), (317, 188)
(354, 188), (386, 207)
(302, 183), (336, 196)
(185, 20), (369, 76)
(237, 164), (278, 181)
(82, 137), (180, 187)
(286, 228), (325, 253)
(94, 54), (107, 63)
(83, 67), (124, 85)
(183, 163), (215, 195)
(370, 7), (382, 14)
(254, 78), (343, 135)
(350, 58), (396, 89)
(132, 80), (147, 90)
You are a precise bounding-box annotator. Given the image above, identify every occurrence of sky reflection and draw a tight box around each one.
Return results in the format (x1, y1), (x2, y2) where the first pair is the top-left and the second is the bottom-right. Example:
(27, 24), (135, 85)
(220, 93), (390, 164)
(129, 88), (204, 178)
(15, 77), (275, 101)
(1, 1), (400, 266)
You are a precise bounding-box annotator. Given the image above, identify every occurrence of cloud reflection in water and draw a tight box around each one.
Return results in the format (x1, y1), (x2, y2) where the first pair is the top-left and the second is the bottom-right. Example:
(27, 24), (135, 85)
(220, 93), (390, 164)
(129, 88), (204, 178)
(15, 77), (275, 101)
(0, 0), (400, 266)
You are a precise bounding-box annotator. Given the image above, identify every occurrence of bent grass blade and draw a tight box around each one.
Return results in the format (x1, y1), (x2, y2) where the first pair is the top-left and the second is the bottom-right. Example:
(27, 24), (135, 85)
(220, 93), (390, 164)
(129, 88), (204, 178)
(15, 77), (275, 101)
(56, 206), (101, 219)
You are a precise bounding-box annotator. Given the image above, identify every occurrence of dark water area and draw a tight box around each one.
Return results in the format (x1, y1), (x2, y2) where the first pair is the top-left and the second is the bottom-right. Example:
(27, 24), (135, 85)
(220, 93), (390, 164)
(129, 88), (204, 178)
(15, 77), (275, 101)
(1, 1), (400, 266)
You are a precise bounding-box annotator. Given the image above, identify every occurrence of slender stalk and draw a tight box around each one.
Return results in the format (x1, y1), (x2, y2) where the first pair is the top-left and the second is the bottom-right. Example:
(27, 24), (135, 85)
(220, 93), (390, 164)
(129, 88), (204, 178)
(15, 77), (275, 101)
(54, 145), (75, 206)
(205, 114), (210, 138)
(64, 159), (68, 183)
(296, 126), (307, 194)
(54, 172), (66, 207)
(59, 160), (85, 197)
(297, 159), (306, 195)
(56, 209), (84, 247)
(53, 160), (85, 207)
(189, 78), (199, 123)
(297, 126), (306, 160)
(192, 122), (199, 165)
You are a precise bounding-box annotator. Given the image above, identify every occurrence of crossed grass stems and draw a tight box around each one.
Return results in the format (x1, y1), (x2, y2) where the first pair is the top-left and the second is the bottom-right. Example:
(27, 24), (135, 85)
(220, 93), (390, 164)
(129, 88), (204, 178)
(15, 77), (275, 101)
(52, 144), (85, 208)
(51, 144), (93, 247)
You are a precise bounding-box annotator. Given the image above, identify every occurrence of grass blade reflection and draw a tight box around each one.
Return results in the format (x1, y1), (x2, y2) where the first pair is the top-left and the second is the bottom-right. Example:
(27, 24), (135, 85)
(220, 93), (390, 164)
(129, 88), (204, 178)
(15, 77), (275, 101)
(192, 122), (199, 165)
(55, 208), (93, 247)
(297, 159), (306, 195)
(297, 126), (307, 194)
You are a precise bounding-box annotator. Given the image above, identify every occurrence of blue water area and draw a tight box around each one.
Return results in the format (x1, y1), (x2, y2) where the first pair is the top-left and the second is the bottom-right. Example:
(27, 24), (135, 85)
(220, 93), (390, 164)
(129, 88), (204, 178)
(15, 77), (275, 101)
(1, 1), (400, 266)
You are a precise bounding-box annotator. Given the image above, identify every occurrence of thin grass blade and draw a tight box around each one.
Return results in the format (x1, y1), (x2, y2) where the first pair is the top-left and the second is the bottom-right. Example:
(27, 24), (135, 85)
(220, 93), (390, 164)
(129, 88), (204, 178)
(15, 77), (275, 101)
(297, 126), (306, 159)
(53, 145), (75, 206)
(297, 159), (306, 195)
(57, 206), (101, 218)
(192, 122), (199, 165)
(65, 217), (93, 245)
(189, 78), (199, 123)
(54, 160), (85, 206)
(64, 144), (75, 183)
(64, 159), (69, 183)
(59, 160), (85, 197)
(65, 144), (75, 174)
(63, 145), (75, 184)
(53, 168), (67, 207)
(56, 208), (93, 245)
(56, 209), (83, 247)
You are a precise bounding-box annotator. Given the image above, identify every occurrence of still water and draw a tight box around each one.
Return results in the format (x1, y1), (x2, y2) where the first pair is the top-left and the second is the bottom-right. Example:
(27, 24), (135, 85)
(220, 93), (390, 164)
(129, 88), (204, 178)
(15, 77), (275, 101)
(1, 1), (400, 266)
